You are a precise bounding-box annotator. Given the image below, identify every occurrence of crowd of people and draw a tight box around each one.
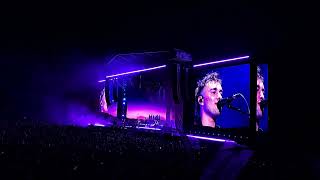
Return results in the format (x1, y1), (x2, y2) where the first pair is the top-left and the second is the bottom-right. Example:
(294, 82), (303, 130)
(0, 121), (271, 179)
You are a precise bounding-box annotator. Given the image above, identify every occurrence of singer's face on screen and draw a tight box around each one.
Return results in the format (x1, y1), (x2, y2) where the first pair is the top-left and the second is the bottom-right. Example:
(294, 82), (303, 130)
(198, 81), (223, 121)
(256, 78), (265, 119)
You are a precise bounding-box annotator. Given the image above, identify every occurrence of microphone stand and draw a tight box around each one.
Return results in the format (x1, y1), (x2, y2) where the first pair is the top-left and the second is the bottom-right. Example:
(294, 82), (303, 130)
(227, 104), (250, 116)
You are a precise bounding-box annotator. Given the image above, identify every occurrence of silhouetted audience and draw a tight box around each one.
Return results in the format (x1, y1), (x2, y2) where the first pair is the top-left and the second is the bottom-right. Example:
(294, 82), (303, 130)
(0, 118), (270, 180)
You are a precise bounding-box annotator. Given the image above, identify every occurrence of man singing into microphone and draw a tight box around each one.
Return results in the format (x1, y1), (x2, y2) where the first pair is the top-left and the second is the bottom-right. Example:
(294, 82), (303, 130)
(256, 66), (265, 132)
(195, 72), (223, 128)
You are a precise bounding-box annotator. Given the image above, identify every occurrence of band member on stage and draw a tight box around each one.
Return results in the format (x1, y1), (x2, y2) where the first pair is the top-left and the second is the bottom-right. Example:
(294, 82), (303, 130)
(256, 66), (266, 132)
(195, 72), (223, 128)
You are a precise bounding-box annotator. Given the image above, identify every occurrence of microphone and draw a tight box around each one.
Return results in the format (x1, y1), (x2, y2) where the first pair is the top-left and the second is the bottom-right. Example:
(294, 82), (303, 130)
(218, 93), (241, 108)
(260, 99), (268, 111)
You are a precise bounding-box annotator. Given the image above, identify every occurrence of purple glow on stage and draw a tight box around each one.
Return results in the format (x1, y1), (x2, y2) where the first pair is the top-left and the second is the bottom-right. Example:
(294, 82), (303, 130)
(187, 135), (236, 143)
(66, 102), (111, 127)
(193, 56), (250, 68)
(102, 103), (117, 117)
(98, 79), (106, 83)
(106, 65), (166, 78)
(136, 127), (162, 131)
(126, 102), (172, 121)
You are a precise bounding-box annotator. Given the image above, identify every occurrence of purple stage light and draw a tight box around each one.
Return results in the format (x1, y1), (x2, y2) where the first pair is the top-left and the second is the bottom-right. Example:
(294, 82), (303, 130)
(186, 135), (235, 143)
(87, 123), (105, 127)
(193, 56), (250, 68)
(94, 123), (105, 127)
(99, 56), (249, 82)
(106, 65), (166, 78)
(136, 127), (162, 131)
(98, 79), (106, 83)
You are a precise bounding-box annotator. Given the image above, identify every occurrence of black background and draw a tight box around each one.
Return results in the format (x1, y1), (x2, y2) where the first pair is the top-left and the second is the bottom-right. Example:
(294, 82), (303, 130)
(0, 0), (318, 178)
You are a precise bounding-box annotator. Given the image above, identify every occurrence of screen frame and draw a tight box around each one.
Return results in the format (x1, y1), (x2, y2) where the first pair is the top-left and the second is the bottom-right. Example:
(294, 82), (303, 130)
(184, 57), (257, 145)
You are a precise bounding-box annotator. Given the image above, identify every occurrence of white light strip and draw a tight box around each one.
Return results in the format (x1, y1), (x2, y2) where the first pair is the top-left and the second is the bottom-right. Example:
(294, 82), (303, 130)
(136, 127), (162, 131)
(186, 134), (235, 143)
(98, 80), (106, 83)
(193, 56), (250, 68)
(94, 123), (105, 127)
(106, 65), (166, 78)
(99, 56), (249, 82)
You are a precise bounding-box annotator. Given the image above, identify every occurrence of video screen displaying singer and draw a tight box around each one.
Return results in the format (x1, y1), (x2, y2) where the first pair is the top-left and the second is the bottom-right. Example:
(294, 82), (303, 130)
(194, 63), (251, 129)
(99, 80), (118, 117)
(256, 64), (268, 132)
